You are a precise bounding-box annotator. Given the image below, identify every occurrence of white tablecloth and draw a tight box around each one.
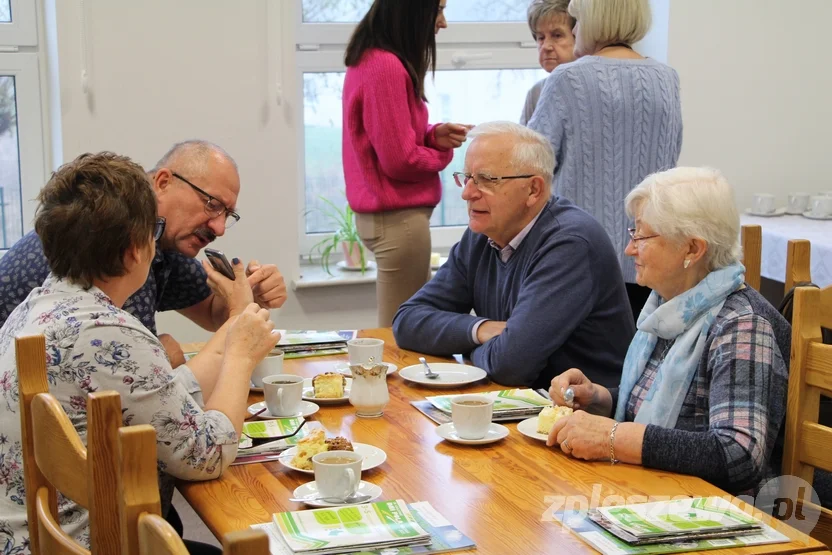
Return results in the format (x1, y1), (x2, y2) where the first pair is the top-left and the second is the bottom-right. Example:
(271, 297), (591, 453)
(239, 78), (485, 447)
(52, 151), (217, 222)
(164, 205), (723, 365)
(740, 214), (832, 287)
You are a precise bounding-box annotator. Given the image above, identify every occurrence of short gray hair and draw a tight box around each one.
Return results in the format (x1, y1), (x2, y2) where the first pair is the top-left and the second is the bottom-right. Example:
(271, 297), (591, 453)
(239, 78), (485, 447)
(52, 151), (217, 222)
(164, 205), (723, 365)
(527, 0), (575, 38)
(568, 0), (651, 56)
(625, 167), (741, 271)
(468, 121), (555, 186)
(151, 140), (238, 178)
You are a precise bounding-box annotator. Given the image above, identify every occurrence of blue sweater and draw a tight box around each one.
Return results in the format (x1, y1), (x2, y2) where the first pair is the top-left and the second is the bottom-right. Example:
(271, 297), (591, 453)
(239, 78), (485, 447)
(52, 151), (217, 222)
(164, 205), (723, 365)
(393, 197), (635, 389)
(528, 56), (683, 283)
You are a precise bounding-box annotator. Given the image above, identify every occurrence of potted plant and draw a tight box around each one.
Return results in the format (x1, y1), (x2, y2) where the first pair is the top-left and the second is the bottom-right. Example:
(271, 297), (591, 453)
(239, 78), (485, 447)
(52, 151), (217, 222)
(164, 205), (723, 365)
(307, 197), (367, 275)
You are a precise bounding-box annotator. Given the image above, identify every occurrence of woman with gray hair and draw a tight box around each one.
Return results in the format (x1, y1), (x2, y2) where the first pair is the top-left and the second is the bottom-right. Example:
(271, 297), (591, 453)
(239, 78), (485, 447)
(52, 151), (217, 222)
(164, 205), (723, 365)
(527, 0), (683, 321)
(519, 0), (576, 125)
(545, 167), (790, 496)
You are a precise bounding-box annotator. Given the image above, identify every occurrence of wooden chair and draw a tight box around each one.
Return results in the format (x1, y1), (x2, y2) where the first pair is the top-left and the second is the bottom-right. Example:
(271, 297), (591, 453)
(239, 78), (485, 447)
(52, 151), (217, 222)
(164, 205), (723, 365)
(17, 334), (124, 555)
(785, 239), (812, 294)
(119, 409), (269, 555)
(782, 285), (832, 546)
(741, 224), (762, 290)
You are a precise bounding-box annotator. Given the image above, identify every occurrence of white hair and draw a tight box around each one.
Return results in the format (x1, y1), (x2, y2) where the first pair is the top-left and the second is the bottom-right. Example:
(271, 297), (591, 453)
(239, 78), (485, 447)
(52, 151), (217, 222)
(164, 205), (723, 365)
(625, 167), (741, 270)
(568, 0), (651, 56)
(468, 121), (556, 185)
(151, 140), (238, 178)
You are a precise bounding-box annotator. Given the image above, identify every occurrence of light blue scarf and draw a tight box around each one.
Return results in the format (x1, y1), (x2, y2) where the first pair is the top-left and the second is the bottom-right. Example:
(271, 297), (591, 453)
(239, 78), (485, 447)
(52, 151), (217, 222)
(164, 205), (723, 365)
(614, 263), (745, 427)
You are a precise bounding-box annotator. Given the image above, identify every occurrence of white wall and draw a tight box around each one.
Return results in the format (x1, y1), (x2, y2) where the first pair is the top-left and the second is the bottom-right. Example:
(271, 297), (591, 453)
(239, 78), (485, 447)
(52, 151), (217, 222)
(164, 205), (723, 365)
(667, 0), (832, 210)
(47, 0), (377, 344)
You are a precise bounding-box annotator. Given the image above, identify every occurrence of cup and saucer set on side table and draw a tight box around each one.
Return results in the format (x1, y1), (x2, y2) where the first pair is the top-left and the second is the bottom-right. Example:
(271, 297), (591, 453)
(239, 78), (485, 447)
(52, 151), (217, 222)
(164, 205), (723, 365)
(291, 450), (383, 508)
(745, 193), (786, 217)
(803, 194), (832, 220)
(435, 394), (509, 445)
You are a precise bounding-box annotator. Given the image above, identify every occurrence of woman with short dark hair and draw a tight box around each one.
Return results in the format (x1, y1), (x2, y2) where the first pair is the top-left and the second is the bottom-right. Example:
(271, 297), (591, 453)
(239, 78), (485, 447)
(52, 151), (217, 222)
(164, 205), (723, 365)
(0, 152), (278, 554)
(342, 0), (470, 327)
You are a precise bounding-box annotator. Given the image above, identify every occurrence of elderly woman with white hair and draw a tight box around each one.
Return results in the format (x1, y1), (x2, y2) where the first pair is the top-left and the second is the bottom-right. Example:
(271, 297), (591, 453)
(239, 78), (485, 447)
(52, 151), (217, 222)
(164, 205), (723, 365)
(546, 167), (790, 495)
(527, 0), (683, 322)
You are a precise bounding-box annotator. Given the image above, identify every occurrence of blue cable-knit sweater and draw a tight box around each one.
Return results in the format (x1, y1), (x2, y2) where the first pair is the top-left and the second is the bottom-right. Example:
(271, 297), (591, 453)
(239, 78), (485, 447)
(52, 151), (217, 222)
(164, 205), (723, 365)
(528, 56), (683, 283)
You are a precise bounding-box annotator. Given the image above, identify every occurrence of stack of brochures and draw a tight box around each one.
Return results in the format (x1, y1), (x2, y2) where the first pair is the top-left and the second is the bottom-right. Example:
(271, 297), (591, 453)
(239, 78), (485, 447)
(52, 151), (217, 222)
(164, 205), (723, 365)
(233, 419), (324, 466)
(555, 496), (789, 555)
(418, 389), (552, 423)
(277, 330), (357, 359)
(253, 500), (475, 555)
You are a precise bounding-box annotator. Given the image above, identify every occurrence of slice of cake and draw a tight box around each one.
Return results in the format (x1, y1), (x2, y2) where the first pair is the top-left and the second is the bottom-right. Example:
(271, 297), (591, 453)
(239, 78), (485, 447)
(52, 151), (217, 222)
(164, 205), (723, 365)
(290, 429), (327, 470)
(312, 372), (346, 398)
(325, 436), (354, 452)
(537, 406), (574, 434)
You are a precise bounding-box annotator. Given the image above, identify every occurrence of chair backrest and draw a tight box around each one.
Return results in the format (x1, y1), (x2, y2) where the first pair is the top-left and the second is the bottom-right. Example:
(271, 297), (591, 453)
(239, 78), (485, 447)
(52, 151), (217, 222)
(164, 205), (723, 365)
(782, 285), (832, 546)
(785, 239), (812, 294)
(121, 425), (270, 555)
(741, 224), (762, 291)
(17, 335), (123, 555)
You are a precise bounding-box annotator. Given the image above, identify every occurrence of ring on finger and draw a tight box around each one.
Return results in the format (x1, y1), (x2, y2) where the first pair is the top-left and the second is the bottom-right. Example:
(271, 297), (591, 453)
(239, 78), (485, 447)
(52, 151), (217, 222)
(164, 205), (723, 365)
(562, 439), (571, 451)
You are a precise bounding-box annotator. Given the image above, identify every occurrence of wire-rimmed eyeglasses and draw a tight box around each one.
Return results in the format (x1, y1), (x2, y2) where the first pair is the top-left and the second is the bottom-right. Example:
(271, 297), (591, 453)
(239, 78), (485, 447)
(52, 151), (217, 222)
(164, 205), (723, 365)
(452, 172), (535, 194)
(171, 172), (240, 228)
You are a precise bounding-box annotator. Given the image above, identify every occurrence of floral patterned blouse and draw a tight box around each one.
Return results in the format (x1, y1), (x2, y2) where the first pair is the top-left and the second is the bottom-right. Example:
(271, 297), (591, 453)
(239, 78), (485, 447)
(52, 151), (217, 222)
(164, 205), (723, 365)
(0, 274), (238, 554)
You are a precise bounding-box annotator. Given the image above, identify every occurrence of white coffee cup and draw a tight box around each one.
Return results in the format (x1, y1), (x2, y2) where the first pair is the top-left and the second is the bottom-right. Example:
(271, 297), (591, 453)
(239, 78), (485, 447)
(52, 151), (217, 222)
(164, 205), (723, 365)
(751, 193), (776, 215)
(263, 374), (303, 417)
(347, 338), (384, 366)
(251, 349), (284, 388)
(787, 193), (810, 214)
(312, 450), (363, 499)
(808, 195), (832, 218)
(451, 394), (494, 440)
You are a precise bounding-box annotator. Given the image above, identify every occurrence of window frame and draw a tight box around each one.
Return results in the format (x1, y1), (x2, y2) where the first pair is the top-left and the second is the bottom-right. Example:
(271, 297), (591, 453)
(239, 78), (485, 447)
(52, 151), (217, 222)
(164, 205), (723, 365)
(294, 1), (541, 258)
(0, 52), (46, 252)
(0, 0), (38, 47)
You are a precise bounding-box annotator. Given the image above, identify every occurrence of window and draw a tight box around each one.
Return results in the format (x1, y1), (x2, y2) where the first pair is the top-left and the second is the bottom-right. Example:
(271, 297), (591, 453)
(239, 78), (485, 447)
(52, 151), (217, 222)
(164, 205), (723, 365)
(0, 0), (46, 252)
(295, 0), (544, 252)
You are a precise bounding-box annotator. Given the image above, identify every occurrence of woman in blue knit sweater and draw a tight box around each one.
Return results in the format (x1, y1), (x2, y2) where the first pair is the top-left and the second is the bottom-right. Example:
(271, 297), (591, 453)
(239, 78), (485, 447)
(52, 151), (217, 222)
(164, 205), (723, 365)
(528, 0), (682, 320)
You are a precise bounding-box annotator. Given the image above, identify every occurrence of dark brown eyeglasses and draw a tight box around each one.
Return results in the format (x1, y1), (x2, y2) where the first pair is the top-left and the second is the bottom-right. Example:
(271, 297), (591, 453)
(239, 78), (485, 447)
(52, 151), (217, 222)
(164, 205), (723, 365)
(171, 172), (240, 228)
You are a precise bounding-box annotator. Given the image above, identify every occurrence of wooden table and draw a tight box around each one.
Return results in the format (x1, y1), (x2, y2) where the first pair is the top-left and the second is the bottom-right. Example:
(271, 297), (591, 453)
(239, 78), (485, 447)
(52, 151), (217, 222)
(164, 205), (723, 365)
(179, 329), (826, 554)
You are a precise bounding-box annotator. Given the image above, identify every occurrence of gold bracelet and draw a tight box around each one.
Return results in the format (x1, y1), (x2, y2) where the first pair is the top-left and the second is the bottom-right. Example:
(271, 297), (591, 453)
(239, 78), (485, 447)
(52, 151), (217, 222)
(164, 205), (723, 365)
(609, 421), (620, 465)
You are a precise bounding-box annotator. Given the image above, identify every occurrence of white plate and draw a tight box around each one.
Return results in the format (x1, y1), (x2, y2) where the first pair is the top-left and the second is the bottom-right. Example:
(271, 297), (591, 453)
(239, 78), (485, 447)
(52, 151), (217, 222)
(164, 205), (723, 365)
(431, 256), (448, 270)
(246, 400), (319, 420)
(517, 417), (549, 442)
(336, 260), (377, 272)
(802, 210), (832, 221)
(292, 480), (382, 507)
(744, 207), (787, 217)
(302, 377), (352, 404)
(279, 442), (387, 475)
(334, 362), (398, 377)
(398, 362), (487, 387)
(435, 423), (508, 445)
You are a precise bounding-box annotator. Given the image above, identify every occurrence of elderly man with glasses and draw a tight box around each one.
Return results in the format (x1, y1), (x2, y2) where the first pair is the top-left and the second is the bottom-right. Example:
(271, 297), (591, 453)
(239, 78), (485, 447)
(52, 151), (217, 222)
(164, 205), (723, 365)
(393, 122), (634, 389)
(0, 140), (287, 366)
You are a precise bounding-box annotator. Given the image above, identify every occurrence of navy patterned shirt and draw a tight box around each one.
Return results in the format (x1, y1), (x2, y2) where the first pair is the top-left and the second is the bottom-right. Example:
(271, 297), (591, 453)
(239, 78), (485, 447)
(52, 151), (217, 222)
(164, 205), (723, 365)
(0, 231), (212, 335)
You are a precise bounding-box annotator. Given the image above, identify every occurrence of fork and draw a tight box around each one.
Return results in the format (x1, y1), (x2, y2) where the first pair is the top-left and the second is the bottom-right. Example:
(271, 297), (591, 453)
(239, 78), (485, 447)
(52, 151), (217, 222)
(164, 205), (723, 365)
(418, 357), (440, 379)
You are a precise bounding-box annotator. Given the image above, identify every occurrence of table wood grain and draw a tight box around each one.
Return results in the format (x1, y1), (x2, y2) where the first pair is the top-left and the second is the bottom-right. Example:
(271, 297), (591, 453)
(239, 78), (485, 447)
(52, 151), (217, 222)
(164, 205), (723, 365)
(179, 329), (826, 554)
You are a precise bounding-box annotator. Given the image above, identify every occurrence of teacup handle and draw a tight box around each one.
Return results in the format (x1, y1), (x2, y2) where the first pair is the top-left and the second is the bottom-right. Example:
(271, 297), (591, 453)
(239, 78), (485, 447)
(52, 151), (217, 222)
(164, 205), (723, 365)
(346, 468), (359, 494)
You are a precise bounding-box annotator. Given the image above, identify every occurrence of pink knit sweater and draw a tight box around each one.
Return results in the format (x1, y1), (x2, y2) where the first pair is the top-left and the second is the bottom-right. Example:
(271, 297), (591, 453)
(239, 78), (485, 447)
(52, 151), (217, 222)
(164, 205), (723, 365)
(342, 49), (453, 213)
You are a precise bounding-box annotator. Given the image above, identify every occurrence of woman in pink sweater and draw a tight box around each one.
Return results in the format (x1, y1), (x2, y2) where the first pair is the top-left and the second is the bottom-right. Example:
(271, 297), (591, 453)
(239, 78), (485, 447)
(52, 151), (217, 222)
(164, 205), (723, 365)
(343, 0), (470, 327)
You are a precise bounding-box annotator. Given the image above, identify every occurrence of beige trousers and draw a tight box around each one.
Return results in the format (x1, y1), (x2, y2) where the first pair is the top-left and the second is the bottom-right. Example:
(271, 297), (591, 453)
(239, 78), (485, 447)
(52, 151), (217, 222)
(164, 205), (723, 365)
(356, 207), (433, 327)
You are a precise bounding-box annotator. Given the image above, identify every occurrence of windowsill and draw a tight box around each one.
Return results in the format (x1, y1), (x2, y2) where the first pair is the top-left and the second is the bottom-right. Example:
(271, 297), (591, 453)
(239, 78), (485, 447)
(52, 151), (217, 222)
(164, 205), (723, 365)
(292, 262), (440, 290)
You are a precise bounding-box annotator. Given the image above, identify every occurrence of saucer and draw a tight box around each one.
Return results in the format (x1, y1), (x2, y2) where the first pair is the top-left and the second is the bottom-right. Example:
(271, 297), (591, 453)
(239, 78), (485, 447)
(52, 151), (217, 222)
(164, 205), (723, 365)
(336, 260), (377, 272)
(517, 417), (549, 442)
(247, 400), (319, 420)
(399, 363), (487, 388)
(435, 423), (509, 445)
(280, 443), (387, 474)
(744, 207), (786, 217)
(302, 377), (352, 404)
(334, 361), (398, 377)
(292, 480), (382, 507)
(803, 210), (832, 221)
